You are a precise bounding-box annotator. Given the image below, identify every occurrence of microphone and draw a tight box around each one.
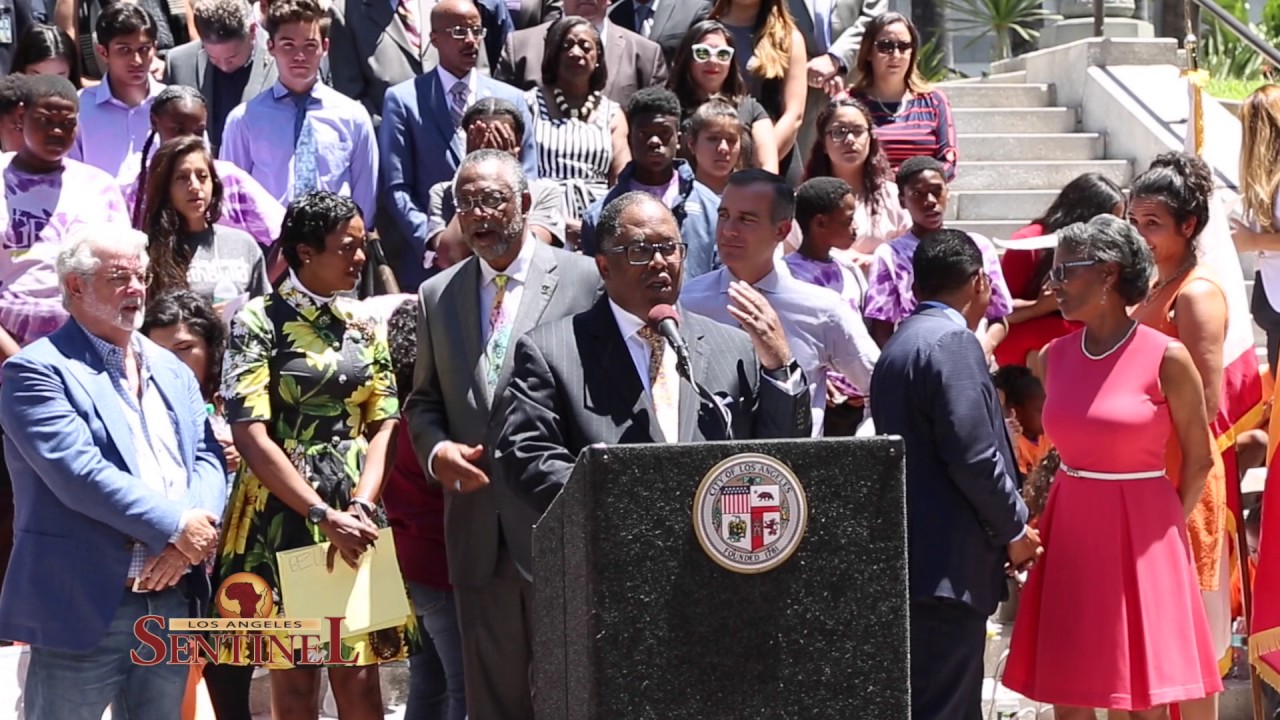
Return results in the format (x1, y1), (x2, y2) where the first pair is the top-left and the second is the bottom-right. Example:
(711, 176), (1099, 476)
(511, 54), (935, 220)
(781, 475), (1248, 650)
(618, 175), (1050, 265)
(645, 304), (733, 440)
(647, 304), (693, 382)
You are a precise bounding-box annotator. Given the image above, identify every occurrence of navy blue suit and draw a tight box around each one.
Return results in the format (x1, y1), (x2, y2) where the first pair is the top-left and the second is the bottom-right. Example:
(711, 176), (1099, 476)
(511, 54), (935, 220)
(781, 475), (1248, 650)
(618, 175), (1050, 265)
(870, 304), (1027, 720)
(379, 70), (537, 290)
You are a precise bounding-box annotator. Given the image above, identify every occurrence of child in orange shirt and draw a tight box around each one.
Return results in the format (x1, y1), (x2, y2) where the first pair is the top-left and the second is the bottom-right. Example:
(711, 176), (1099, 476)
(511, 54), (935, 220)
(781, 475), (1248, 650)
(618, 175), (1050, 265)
(994, 366), (1049, 475)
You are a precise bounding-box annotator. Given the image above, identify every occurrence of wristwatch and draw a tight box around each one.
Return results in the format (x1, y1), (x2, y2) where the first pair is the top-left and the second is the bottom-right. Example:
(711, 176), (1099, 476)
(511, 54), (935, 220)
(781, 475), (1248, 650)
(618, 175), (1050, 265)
(763, 359), (800, 382)
(307, 504), (329, 524)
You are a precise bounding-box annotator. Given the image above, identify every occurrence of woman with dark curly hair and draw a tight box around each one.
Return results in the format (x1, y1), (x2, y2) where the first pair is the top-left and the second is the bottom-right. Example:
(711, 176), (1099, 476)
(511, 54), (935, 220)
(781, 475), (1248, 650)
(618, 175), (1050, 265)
(214, 191), (419, 720)
(803, 97), (908, 268)
(1003, 214), (1221, 718)
(141, 136), (269, 309)
(527, 15), (629, 242)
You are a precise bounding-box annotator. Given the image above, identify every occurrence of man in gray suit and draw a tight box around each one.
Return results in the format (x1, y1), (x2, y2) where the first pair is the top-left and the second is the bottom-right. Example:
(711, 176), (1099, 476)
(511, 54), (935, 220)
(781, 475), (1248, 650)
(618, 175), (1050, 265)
(607, 0), (710, 66)
(788, 0), (887, 161)
(163, 0), (277, 154)
(404, 149), (600, 720)
(510, 0), (560, 29)
(328, 0), (514, 124)
(496, 0), (666, 105)
(492, 192), (812, 525)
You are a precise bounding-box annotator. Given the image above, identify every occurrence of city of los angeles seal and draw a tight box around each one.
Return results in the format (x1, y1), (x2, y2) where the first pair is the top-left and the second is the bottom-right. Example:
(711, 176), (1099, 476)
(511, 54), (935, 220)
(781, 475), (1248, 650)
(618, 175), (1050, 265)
(692, 453), (808, 574)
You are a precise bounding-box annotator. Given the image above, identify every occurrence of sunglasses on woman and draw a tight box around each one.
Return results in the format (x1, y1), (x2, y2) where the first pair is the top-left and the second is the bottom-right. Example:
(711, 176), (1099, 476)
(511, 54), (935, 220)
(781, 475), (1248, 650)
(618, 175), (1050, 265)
(1047, 260), (1099, 283)
(874, 39), (913, 55)
(692, 43), (735, 64)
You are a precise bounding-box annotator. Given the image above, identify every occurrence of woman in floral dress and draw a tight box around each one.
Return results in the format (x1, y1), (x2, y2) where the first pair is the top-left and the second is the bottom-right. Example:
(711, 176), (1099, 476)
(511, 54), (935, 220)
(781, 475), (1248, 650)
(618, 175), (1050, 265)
(215, 191), (417, 720)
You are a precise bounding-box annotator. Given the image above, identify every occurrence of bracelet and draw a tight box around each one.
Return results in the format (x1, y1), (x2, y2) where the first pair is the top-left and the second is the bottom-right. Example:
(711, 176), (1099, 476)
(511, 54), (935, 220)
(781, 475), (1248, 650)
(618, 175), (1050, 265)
(348, 497), (376, 513)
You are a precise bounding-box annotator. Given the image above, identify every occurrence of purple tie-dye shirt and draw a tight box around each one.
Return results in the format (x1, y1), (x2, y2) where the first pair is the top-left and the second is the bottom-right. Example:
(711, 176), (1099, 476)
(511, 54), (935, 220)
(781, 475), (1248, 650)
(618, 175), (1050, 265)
(0, 156), (130, 345)
(121, 158), (285, 247)
(783, 252), (870, 399)
(862, 230), (1013, 324)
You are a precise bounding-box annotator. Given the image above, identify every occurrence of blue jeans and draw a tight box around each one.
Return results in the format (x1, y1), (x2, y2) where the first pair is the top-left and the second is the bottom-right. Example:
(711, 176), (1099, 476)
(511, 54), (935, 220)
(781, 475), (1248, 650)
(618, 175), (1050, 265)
(406, 581), (466, 720)
(26, 587), (189, 720)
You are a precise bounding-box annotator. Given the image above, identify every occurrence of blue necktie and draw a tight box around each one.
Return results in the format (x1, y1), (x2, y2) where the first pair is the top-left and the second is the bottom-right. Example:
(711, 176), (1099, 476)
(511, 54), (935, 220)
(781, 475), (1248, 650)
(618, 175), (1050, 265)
(292, 93), (319, 195)
(634, 2), (654, 36)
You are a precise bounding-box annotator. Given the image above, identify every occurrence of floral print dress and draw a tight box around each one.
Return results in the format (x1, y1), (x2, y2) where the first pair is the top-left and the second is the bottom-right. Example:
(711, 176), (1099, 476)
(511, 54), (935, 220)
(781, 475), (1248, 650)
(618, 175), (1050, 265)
(213, 272), (418, 667)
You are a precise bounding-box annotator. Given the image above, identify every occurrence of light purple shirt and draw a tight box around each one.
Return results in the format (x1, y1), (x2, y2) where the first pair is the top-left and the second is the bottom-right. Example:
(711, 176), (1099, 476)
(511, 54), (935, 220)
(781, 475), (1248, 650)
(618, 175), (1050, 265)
(70, 78), (167, 183)
(862, 230), (1013, 324)
(220, 81), (378, 224)
(122, 158), (286, 247)
(0, 156), (131, 345)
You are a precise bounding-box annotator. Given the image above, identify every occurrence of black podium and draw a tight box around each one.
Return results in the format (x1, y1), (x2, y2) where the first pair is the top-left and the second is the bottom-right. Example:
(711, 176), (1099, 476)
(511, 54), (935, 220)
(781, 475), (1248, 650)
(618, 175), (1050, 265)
(532, 437), (909, 719)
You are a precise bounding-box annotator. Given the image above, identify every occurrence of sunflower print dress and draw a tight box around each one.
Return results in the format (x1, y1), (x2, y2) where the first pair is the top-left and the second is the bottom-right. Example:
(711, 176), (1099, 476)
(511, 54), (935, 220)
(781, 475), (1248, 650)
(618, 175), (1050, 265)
(213, 273), (419, 667)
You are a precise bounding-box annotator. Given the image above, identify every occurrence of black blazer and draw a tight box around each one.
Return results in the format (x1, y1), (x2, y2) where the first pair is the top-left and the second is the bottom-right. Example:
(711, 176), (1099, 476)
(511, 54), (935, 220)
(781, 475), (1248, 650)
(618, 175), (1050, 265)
(607, 0), (711, 65)
(869, 306), (1027, 616)
(491, 297), (812, 575)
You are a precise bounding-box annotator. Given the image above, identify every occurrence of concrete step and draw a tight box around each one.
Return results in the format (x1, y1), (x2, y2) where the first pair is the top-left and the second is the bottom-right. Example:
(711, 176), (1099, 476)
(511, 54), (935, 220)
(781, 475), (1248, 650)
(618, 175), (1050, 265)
(942, 70), (1028, 84)
(947, 189), (1059, 221)
(951, 160), (1132, 192)
(954, 107), (1077, 134)
(958, 133), (1104, 162)
(952, 219), (1031, 239)
(940, 83), (1053, 108)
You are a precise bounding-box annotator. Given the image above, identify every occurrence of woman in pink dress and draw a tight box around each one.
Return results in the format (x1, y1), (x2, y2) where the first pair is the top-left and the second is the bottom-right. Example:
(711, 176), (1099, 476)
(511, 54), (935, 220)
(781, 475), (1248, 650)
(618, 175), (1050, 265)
(1002, 214), (1222, 717)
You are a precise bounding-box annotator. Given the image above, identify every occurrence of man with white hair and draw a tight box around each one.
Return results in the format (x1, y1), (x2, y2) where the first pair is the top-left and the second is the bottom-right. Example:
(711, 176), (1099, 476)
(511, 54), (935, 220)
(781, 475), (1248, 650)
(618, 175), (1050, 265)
(0, 228), (228, 720)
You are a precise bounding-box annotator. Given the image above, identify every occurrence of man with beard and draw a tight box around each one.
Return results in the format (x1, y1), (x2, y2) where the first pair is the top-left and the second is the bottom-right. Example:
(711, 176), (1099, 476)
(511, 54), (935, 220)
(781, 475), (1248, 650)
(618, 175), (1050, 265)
(404, 148), (600, 720)
(0, 227), (227, 720)
(492, 191), (812, 519)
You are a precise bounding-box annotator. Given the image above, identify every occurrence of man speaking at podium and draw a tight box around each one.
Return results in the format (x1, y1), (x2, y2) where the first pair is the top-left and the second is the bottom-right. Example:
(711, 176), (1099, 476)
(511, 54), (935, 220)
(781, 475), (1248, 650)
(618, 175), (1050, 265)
(492, 191), (812, 549)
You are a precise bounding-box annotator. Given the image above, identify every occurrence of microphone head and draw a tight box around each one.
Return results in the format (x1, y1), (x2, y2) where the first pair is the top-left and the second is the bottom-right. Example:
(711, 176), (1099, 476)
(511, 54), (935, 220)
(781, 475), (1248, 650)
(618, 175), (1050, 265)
(647, 304), (680, 327)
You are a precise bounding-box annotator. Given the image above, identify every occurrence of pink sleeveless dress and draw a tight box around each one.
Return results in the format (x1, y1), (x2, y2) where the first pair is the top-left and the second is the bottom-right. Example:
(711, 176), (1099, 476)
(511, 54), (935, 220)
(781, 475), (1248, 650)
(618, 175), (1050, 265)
(1002, 325), (1222, 710)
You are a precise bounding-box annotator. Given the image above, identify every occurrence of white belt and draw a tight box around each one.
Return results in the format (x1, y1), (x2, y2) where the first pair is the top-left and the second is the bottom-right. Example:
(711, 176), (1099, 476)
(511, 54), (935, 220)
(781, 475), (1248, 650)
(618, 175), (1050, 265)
(1060, 464), (1165, 481)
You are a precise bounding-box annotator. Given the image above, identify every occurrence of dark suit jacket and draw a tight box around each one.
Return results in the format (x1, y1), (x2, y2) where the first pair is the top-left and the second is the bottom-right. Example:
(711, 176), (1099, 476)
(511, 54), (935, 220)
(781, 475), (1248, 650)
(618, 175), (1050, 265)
(512, 0), (561, 29)
(607, 0), (710, 66)
(403, 242), (601, 587)
(496, 19), (668, 106)
(492, 298), (812, 575)
(163, 33), (278, 152)
(379, 70), (537, 290)
(328, 0), (514, 124)
(868, 306), (1027, 617)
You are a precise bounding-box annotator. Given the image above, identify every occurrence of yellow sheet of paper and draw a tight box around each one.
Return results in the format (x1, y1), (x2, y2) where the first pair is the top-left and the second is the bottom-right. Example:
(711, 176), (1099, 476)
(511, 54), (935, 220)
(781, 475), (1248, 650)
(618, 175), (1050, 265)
(275, 527), (411, 639)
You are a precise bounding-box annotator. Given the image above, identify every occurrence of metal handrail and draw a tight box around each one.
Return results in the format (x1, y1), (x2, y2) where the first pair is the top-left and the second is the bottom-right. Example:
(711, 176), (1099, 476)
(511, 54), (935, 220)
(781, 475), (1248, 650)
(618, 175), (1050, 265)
(1091, 0), (1280, 68)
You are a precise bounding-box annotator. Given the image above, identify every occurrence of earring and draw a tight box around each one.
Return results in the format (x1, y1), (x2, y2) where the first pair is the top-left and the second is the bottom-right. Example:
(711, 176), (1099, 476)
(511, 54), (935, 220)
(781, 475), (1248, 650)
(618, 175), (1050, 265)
(1099, 291), (1107, 306)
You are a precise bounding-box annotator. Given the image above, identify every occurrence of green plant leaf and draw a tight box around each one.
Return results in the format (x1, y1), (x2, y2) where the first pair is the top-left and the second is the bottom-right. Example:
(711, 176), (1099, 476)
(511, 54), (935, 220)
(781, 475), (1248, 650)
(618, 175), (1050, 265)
(279, 375), (302, 406)
(299, 396), (344, 417)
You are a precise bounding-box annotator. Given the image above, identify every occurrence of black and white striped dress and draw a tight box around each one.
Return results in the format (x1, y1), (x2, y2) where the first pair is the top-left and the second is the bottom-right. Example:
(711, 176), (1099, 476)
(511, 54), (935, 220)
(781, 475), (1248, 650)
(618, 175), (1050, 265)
(527, 87), (617, 221)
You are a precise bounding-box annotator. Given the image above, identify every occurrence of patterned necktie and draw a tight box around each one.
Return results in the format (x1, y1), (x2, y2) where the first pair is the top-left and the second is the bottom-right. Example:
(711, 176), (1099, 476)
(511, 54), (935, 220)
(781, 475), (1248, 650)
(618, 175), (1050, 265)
(292, 93), (318, 195)
(484, 274), (512, 393)
(397, 0), (422, 52)
(449, 81), (469, 127)
(637, 326), (679, 442)
(634, 2), (654, 36)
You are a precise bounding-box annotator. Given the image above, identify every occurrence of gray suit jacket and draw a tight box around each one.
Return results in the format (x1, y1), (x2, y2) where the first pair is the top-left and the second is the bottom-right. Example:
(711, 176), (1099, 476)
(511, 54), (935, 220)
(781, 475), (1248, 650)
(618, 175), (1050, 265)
(512, 0), (561, 29)
(491, 298), (812, 576)
(496, 19), (668, 106)
(607, 0), (710, 66)
(404, 241), (602, 588)
(163, 34), (278, 150)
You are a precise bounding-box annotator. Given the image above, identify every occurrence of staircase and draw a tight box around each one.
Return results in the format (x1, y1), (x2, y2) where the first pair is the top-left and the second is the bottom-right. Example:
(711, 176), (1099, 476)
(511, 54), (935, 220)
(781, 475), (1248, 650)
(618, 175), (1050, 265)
(940, 72), (1134, 240)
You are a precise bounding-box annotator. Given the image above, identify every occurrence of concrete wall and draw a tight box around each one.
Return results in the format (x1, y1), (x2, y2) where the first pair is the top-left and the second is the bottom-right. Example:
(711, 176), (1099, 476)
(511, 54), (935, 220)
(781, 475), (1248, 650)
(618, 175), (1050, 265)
(990, 36), (1179, 108)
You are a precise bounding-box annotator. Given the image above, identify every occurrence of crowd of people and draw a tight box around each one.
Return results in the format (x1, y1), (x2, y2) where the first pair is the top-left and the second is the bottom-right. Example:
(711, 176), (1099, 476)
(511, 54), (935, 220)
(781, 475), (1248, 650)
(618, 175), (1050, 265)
(0, 0), (1277, 719)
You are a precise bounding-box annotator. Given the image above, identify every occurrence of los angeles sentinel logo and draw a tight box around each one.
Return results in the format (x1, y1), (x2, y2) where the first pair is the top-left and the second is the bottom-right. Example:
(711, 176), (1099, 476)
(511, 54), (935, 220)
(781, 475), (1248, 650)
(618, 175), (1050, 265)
(130, 572), (359, 666)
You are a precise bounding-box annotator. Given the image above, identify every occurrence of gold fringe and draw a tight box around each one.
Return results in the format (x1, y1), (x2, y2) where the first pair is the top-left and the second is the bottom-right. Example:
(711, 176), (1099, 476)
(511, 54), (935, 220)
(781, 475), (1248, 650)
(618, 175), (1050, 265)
(1182, 68), (1209, 156)
(1250, 627), (1280, 690)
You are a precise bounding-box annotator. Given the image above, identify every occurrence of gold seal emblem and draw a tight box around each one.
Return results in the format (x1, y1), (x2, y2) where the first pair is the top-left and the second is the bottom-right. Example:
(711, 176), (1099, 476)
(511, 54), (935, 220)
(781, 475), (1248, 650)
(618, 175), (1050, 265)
(692, 453), (808, 574)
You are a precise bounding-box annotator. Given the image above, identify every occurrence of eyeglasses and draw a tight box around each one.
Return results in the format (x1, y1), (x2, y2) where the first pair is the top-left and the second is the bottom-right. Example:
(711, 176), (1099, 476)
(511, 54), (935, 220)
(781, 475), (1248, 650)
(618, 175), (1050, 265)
(826, 125), (868, 143)
(455, 190), (511, 213)
(1047, 260), (1099, 283)
(443, 25), (486, 40)
(874, 39), (913, 56)
(101, 269), (154, 289)
(692, 43), (735, 64)
(602, 241), (687, 265)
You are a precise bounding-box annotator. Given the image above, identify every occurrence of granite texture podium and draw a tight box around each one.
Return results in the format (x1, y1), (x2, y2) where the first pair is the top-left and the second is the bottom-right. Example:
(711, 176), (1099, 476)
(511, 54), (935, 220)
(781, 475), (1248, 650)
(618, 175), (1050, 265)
(532, 437), (909, 719)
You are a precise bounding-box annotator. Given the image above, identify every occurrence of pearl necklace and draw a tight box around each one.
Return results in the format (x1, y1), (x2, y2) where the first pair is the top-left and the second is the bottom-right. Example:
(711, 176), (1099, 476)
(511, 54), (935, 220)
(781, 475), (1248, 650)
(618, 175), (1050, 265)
(1081, 320), (1138, 361)
(552, 87), (601, 121)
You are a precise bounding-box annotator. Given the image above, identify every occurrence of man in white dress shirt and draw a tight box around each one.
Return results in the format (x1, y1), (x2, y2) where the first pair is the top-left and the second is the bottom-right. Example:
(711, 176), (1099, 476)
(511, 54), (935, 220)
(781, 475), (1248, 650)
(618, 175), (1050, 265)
(682, 169), (881, 435)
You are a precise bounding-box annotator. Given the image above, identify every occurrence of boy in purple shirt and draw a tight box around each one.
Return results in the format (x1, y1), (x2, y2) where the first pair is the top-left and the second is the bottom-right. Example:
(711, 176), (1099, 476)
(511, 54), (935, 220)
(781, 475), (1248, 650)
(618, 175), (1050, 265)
(864, 156), (1012, 359)
(220, 0), (378, 225)
(0, 75), (131, 357)
(70, 3), (168, 182)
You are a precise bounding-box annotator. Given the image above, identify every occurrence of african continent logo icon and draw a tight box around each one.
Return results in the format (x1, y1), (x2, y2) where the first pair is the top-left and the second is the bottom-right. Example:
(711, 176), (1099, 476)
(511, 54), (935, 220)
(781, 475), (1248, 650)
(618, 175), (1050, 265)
(215, 572), (275, 619)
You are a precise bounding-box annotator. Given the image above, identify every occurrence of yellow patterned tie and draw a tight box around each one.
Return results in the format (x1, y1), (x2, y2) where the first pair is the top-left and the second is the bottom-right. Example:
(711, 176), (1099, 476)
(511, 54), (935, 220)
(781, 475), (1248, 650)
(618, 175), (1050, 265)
(637, 326), (678, 442)
(484, 275), (511, 393)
